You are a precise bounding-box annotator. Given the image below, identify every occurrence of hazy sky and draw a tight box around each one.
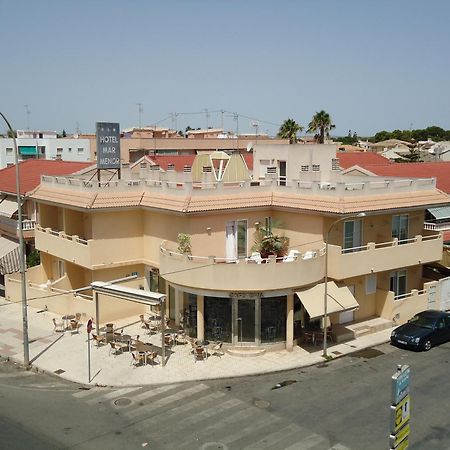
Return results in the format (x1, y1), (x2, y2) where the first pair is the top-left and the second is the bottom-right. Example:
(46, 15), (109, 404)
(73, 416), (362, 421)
(1, 0), (449, 136)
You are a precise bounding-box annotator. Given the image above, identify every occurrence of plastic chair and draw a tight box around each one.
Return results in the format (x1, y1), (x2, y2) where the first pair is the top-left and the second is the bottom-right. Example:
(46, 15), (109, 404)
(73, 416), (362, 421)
(194, 346), (207, 363)
(52, 318), (65, 333)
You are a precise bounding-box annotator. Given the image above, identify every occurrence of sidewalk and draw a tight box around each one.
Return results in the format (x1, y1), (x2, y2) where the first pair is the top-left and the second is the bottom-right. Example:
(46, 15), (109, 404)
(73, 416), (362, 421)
(0, 300), (394, 387)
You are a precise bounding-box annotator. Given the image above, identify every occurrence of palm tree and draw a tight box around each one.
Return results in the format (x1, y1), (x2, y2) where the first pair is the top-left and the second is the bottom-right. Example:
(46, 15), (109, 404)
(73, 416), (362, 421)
(277, 118), (303, 144)
(307, 111), (335, 144)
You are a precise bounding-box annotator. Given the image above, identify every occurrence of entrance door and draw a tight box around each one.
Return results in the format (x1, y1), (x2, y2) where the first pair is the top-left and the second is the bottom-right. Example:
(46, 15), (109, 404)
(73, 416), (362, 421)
(279, 161), (287, 186)
(237, 299), (256, 343)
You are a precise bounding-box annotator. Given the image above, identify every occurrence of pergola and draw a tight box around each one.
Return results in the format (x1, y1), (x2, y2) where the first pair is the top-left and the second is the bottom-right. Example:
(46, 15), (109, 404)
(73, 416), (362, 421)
(91, 281), (167, 366)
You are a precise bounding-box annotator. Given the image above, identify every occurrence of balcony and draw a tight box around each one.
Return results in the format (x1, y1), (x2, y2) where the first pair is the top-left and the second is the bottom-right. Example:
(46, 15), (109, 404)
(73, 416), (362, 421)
(0, 215), (36, 239)
(35, 225), (145, 269)
(328, 234), (443, 280)
(159, 242), (325, 292)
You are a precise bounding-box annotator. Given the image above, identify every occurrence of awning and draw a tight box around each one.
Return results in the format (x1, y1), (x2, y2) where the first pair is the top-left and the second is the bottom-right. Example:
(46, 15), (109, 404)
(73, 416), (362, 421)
(0, 236), (21, 275)
(427, 206), (450, 221)
(18, 145), (37, 155)
(296, 281), (359, 319)
(0, 197), (18, 218)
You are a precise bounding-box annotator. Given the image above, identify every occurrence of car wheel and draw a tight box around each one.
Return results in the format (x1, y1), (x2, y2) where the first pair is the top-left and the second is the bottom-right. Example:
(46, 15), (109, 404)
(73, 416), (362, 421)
(422, 340), (432, 351)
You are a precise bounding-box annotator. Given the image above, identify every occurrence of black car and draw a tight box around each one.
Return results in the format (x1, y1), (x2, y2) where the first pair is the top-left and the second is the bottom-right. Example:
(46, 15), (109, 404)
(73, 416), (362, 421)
(390, 310), (450, 351)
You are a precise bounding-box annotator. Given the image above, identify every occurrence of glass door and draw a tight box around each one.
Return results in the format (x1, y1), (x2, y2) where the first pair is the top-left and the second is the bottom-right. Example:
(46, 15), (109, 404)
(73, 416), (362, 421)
(225, 220), (247, 260)
(279, 161), (287, 186)
(392, 214), (409, 244)
(236, 299), (256, 344)
(343, 220), (362, 253)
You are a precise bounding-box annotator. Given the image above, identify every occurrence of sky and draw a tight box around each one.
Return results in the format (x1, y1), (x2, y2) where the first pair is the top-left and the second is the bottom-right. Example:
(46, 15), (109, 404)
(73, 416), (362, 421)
(1, 0), (449, 137)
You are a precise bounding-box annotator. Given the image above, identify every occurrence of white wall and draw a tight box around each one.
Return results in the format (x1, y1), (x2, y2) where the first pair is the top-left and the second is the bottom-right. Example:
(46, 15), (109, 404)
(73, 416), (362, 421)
(0, 137), (92, 169)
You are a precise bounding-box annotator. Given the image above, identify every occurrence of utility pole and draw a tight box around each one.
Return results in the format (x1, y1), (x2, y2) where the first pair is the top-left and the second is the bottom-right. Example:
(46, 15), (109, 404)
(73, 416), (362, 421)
(0, 111), (29, 367)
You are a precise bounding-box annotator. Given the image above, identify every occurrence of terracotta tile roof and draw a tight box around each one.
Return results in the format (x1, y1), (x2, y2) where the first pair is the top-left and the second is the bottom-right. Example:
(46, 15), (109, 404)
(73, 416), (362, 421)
(93, 192), (144, 208)
(31, 187), (96, 209)
(337, 153), (392, 169)
(360, 162), (450, 194)
(0, 160), (92, 195)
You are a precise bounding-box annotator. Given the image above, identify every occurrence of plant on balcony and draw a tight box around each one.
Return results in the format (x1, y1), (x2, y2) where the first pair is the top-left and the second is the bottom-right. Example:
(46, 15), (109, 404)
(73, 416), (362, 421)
(177, 233), (192, 254)
(252, 223), (289, 259)
(26, 249), (40, 268)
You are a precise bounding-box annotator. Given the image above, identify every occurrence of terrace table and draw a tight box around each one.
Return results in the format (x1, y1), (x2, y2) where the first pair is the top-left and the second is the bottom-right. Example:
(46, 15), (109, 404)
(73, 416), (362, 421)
(61, 314), (75, 330)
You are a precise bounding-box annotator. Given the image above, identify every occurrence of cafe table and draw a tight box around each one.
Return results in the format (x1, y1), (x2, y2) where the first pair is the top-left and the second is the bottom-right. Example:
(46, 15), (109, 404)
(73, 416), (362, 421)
(61, 314), (75, 330)
(115, 334), (132, 351)
(195, 339), (210, 356)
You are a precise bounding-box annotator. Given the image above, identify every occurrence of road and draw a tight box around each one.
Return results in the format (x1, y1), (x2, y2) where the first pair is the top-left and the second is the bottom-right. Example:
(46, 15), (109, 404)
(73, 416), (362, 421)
(0, 341), (449, 449)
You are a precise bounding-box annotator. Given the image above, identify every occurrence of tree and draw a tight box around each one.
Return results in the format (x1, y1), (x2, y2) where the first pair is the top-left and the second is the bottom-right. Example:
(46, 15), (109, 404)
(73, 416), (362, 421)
(307, 110), (335, 144)
(277, 118), (303, 144)
(7, 129), (17, 138)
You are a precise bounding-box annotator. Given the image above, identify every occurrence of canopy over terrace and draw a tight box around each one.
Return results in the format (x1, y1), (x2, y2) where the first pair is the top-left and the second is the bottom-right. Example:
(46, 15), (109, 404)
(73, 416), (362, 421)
(91, 281), (167, 366)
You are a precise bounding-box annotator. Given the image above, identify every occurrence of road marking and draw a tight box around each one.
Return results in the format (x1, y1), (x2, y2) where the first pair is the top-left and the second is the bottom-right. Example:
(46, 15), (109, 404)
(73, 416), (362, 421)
(283, 433), (328, 449)
(241, 423), (305, 449)
(128, 383), (181, 403)
(222, 414), (282, 445)
(86, 386), (142, 404)
(328, 444), (351, 450)
(125, 383), (210, 419)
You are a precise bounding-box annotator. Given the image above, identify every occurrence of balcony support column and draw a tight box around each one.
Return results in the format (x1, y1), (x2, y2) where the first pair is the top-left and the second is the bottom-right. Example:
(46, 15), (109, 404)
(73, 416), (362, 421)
(197, 295), (205, 340)
(286, 294), (294, 351)
(174, 288), (182, 326)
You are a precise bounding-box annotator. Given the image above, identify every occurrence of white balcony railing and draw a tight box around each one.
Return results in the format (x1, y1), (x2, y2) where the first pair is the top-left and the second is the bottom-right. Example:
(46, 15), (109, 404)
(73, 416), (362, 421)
(0, 215), (36, 231)
(424, 221), (450, 231)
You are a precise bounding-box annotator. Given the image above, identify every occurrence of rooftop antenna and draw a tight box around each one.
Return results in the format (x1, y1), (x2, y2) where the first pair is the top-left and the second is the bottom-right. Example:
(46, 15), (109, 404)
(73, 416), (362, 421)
(75, 121), (80, 135)
(170, 112), (178, 131)
(220, 109), (224, 130)
(252, 121), (259, 142)
(24, 105), (30, 130)
(137, 103), (143, 130)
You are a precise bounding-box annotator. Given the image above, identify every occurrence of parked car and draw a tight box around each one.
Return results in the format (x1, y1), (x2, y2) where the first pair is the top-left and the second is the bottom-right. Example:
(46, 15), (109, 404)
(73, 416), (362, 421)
(390, 310), (450, 351)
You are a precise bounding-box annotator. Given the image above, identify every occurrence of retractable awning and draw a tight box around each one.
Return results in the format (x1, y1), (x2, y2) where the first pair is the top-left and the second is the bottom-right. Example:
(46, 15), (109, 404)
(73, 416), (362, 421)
(427, 206), (450, 221)
(295, 281), (359, 319)
(0, 236), (20, 274)
(0, 198), (18, 218)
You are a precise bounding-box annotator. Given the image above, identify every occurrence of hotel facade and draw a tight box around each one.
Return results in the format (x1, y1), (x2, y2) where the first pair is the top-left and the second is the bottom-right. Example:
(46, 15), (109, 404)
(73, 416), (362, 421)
(6, 144), (450, 352)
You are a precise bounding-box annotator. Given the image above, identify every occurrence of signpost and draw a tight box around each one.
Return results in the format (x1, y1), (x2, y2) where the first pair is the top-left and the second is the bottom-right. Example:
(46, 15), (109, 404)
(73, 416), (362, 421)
(96, 122), (121, 170)
(390, 365), (411, 449)
(87, 319), (93, 383)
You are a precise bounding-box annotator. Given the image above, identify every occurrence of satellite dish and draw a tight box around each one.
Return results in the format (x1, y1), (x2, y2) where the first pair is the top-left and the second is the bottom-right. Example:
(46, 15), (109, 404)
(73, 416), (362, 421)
(246, 142), (253, 152)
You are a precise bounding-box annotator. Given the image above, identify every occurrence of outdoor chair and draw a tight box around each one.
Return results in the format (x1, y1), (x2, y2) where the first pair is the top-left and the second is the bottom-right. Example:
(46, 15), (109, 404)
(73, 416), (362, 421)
(247, 252), (263, 264)
(175, 332), (188, 346)
(92, 334), (106, 347)
(75, 312), (82, 324)
(211, 341), (225, 358)
(131, 351), (146, 367)
(194, 346), (207, 363)
(52, 318), (65, 333)
(143, 322), (157, 335)
(283, 249), (300, 262)
(109, 342), (125, 357)
(69, 319), (80, 334)
(189, 340), (198, 354)
(164, 334), (174, 347)
(146, 351), (159, 367)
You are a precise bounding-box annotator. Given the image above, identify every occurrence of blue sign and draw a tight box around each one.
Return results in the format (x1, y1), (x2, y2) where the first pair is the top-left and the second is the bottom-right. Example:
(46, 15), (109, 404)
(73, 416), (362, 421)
(392, 365), (410, 405)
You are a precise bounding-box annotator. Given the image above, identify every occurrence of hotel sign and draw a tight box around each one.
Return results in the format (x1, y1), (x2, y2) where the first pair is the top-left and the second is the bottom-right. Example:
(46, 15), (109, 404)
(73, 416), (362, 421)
(96, 122), (120, 169)
(390, 365), (411, 449)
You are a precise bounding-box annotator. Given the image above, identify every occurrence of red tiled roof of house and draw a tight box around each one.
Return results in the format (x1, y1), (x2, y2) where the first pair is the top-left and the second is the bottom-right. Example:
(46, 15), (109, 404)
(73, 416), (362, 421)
(337, 152), (392, 169)
(0, 160), (93, 195)
(359, 162), (450, 194)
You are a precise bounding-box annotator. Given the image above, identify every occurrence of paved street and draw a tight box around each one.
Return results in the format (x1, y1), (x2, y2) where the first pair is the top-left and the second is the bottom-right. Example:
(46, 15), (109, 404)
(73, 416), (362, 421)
(1, 341), (450, 450)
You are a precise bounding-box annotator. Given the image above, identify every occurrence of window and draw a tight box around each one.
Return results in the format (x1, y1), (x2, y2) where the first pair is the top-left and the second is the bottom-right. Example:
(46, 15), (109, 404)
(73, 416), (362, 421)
(392, 214), (409, 244)
(365, 274), (377, 295)
(301, 165), (309, 172)
(312, 164), (320, 172)
(261, 297), (286, 343)
(390, 269), (407, 297)
(226, 220), (247, 259)
(56, 147), (63, 154)
(343, 220), (363, 252)
(6, 147), (13, 154)
(57, 260), (65, 278)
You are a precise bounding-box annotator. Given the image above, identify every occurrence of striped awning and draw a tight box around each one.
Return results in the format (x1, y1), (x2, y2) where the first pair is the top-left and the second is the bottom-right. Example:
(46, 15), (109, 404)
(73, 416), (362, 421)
(0, 237), (21, 274)
(427, 206), (450, 221)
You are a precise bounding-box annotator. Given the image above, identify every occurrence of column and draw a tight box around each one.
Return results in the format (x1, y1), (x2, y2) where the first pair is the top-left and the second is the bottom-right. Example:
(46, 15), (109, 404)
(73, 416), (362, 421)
(174, 289), (182, 326)
(286, 294), (294, 351)
(197, 295), (204, 340)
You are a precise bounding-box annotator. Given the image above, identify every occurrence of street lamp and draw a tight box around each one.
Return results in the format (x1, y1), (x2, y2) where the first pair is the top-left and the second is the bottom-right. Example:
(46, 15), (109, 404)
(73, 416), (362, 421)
(0, 111), (30, 366)
(323, 212), (366, 358)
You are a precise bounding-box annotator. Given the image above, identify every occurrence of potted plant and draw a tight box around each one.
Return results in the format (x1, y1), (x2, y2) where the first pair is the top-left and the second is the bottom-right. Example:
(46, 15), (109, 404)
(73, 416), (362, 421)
(252, 222), (289, 260)
(177, 233), (192, 254)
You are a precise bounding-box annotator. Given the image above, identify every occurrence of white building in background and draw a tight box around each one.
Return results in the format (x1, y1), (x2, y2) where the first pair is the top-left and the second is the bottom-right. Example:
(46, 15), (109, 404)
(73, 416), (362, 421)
(0, 131), (93, 169)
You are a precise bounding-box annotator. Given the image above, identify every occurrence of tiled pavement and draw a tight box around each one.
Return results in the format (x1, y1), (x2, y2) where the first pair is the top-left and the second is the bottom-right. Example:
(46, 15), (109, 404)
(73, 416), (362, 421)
(0, 299), (394, 387)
